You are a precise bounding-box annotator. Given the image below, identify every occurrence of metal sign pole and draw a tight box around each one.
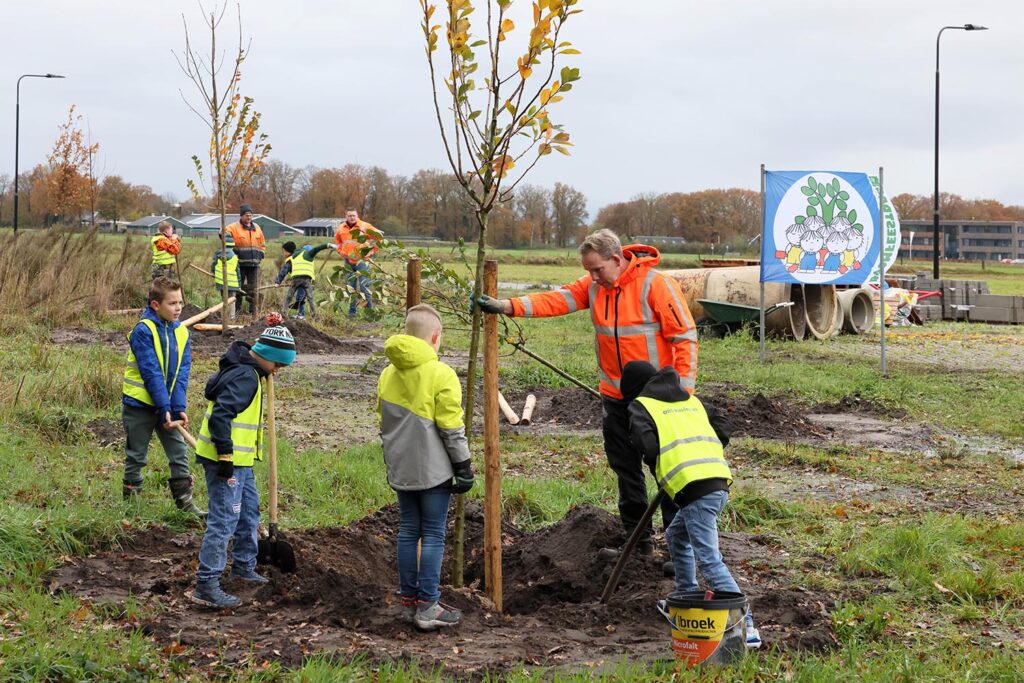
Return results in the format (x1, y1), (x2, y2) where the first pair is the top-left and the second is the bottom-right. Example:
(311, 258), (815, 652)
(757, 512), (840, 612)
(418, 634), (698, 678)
(878, 167), (887, 376)
(759, 164), (767, 363)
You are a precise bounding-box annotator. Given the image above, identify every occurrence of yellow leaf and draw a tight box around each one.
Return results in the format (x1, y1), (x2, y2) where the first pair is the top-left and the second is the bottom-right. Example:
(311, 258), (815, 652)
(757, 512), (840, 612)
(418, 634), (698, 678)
(501, 18), (515, 33)
(560, 48), (581, 55)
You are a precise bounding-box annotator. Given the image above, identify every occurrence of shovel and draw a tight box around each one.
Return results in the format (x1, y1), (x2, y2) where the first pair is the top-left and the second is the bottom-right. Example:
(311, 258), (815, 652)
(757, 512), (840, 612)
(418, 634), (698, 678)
(600, 490), (666, 604)
(257, 374), (297, 573)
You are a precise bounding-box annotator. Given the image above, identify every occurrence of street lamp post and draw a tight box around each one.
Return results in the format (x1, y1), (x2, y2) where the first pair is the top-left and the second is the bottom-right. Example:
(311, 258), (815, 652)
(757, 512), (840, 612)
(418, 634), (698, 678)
(14, 73), (65, 234)
(933, 24), (987, 279)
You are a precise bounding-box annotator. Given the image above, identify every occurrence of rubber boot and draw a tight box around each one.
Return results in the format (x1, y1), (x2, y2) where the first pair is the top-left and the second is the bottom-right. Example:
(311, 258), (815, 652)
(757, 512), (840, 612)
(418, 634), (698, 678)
(122, 480), (142, 500)
(169, 477), (207, 518)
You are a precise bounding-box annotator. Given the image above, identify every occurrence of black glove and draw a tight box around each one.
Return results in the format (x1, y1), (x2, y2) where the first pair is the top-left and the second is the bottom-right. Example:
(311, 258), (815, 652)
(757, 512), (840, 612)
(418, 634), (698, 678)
(216, 459), (234, 480)
(451, 460), (475, 494)
(475, 294), (505, 315)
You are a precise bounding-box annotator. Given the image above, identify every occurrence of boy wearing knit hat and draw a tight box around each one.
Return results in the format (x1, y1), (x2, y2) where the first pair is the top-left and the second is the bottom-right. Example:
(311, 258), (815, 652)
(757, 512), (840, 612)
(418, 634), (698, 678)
(191, 326), (297, 609)
(621, 360), (761, 649)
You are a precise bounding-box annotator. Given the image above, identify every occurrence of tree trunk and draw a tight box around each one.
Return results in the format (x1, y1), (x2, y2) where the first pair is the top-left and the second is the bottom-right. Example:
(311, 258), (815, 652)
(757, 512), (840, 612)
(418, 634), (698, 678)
(451, 206), (490, 588)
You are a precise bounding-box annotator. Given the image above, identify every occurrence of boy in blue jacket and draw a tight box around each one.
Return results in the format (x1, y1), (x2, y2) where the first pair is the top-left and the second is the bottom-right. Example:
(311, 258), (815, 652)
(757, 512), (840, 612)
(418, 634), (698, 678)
(121, 277), (205, 517)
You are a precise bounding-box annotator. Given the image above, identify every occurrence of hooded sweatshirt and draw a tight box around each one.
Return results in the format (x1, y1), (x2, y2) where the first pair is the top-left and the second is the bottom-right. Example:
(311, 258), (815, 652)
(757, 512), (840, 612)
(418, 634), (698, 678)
(122, 307), (191, 417)
(377, 334), (470, 491)
(203, 341), (266, 456)
(628, 366), (732, 508)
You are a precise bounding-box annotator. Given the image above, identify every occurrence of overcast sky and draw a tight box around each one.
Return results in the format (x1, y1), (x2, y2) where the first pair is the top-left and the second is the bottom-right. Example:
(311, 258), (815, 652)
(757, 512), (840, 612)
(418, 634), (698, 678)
(2, 1), (1021, 216)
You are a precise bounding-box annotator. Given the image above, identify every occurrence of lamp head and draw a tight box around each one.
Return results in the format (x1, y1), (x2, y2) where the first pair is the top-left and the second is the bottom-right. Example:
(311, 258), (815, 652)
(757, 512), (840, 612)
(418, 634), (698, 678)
(963, 24), (988, 31)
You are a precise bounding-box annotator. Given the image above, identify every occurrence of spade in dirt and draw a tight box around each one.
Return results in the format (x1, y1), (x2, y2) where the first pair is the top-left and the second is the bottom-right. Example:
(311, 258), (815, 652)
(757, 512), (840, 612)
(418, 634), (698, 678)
(257, 374), (297, 573)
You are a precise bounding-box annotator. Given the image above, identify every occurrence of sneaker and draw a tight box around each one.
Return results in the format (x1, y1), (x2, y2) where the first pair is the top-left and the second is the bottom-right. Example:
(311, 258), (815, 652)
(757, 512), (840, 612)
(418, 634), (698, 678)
(295, 313), (306, 320)
(191, 581), (241, 609)
(597, 540), (653, 562)
(414, 600), (462, 631)
(230, 567), (270, 585)
(400, 595), (418, 623)
(122, 481), (142, 500)
(745, 612), (762, 649)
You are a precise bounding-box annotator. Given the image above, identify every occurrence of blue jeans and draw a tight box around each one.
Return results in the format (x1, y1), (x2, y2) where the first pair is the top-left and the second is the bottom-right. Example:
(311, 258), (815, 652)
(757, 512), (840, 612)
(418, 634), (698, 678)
(346, 261), (372, 314)
(396, 486), (451, 604)
(196, 460), (260, 584)
(665, 489), (741, 595)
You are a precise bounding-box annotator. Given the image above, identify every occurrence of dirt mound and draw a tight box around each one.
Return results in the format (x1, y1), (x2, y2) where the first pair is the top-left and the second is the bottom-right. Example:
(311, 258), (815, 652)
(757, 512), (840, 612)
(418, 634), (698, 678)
(49, 503), (836, 676)
(812, 393), (907, 419)
(85, 417), (123, 448)
(50, 327), (125, 348)
(497, 387), (603, 433)
(188, 319), (348, 355)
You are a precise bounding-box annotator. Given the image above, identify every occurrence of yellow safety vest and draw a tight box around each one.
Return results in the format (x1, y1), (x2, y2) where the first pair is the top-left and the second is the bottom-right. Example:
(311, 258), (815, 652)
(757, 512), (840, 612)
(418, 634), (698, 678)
(122, 319), (190, 406)
(214, 253), (240, 289)
(288, 253), (316, 280)
(151, 235), (176, 266)
(636, 395), (732, 499)
(196, 370), (264, 467)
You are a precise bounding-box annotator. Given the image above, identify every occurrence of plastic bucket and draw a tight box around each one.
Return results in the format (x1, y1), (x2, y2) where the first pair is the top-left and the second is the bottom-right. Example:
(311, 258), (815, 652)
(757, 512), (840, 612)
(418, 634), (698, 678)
(657, 591), (748, 667)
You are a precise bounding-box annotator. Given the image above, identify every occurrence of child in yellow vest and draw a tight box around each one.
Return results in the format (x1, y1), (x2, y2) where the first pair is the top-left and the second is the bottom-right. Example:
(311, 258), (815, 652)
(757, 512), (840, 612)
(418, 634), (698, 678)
(190, 326), (296, 609)
(621, 360), (761, 649)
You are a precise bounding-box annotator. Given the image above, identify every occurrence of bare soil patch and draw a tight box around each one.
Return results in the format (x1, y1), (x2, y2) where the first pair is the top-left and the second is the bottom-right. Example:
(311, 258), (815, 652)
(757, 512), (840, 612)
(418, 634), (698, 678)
(50, 504), (836, 677)
(84, 417), (124, 448)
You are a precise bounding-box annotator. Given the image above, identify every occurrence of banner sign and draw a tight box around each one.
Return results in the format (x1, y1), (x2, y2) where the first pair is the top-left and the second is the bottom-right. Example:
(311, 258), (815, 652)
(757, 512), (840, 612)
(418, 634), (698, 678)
(760, 170), (898, 285)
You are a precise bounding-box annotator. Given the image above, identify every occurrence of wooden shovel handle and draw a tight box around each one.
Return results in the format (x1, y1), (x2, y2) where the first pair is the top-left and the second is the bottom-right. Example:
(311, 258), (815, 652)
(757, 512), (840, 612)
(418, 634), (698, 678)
(266, 374), (278, 527)
(170, 421), (198, 449)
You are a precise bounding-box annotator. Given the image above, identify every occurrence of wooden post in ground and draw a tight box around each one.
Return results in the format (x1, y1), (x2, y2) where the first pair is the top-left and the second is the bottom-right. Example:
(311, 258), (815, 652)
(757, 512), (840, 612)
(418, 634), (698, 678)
(482, 259), (502, 612)
(406, 258), (421, 309)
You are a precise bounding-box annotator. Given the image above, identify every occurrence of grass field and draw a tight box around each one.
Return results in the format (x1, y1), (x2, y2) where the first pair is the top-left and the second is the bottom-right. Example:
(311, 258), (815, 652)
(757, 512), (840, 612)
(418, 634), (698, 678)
(2, 230), (1024, 680)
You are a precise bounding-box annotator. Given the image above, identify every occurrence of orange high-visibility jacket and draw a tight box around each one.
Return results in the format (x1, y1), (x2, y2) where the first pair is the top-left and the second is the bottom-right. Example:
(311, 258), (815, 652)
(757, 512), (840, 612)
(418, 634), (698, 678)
(154, 235), (181, 255)
(224, 222), (266, 265)
(509, 244), (697, 400)
(334, 220), (382, 264)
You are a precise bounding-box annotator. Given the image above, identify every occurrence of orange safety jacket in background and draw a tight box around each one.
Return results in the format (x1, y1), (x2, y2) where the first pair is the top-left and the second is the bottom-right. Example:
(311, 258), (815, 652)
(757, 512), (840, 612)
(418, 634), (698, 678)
(224, 221), (266, 265)
(509, 244), (698, 400)
(153, 236), (182, 255)
(334, 220), (382, 265)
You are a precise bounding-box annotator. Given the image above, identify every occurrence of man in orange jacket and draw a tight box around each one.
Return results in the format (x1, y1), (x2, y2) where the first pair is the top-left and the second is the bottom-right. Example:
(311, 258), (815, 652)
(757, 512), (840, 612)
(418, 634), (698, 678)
(478, 229), (698, 564)
(224, 204), (265, 315)
(334, 208), (383, 318)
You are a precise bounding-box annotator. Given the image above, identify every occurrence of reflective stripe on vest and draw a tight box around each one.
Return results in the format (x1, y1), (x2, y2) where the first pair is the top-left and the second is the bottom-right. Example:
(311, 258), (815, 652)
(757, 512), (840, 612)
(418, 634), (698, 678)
(122, 319), (190, 406)
(637, 395), (731, 499)
(214, 253), (240, 289)
(196, 371), (264, 466)
(151, 235), (176, 266)
(288, 253), (315, 280)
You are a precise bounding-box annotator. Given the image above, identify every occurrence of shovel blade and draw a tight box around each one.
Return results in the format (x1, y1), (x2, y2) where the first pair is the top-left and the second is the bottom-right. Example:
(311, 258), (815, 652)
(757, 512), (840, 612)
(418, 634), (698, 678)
(257, 538), (297, 573)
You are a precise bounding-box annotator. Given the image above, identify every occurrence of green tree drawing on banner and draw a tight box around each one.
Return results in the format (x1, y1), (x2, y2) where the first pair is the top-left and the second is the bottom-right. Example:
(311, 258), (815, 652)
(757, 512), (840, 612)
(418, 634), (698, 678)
(794, 176), (864, 233)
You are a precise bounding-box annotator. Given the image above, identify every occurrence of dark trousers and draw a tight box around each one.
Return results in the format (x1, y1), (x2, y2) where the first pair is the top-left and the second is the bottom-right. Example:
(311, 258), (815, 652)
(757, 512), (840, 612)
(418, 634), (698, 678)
(238, 265), (260, 314)
(602, 397), (678, 542)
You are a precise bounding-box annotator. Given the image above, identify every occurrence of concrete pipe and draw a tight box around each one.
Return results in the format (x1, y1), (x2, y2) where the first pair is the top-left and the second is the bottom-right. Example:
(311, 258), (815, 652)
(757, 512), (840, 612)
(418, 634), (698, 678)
(663, 266), (809, 340)
(801, 281), (839, 340)
(827, 292), (843, 338)
(837, 288), (875, 335)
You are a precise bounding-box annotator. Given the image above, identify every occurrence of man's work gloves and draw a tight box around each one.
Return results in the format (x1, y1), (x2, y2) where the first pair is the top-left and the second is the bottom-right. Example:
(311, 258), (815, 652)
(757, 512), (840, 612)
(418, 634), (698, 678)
(451, 459), (475, 494)
(475, 294), (505, 315)
(216, 459), (234, 480)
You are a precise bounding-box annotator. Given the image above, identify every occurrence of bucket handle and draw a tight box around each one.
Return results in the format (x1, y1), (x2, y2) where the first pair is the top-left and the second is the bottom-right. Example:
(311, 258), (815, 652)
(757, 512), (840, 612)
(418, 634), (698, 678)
(656, 601), (747, 640)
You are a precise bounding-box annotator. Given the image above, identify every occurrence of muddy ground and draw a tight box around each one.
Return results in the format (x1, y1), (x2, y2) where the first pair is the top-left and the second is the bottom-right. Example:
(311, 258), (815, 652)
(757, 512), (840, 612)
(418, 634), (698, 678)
(50, 503), (835, 677)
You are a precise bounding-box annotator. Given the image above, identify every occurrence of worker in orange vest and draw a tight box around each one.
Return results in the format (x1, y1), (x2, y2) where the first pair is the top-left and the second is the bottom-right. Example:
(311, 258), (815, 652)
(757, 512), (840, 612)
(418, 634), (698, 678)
(334, 208), (383, 318)
(476, 229), (698, 570)
(224, 204), (265, 315)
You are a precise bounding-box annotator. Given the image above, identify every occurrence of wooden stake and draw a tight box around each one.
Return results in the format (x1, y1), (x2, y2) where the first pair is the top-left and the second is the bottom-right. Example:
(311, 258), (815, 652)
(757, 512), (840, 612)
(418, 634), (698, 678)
(482, 259), (502, 612)
(189, 263), (215, 278)
(497, 391), (520, 425)
(519, 394), (537, 426)
(406, 258), (422, 309)
(191, 323), (245, 331)
(180, 296), (236, 328)
(106, 308), (143, 315)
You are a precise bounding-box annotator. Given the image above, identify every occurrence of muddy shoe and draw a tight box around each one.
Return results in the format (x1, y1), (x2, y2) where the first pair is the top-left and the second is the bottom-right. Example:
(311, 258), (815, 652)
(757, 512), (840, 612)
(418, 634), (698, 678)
(414, 600), (462, 631)
(122, 480), (142, 500)
(597, 539), (653, 562)
(400, 595), (418, 623)
(662, 560), (675, 577)
(745, 613), (762, 649)
(191, 581), (241, 609)
(168, 477), (207, 519)
(230, 567), (270, 585)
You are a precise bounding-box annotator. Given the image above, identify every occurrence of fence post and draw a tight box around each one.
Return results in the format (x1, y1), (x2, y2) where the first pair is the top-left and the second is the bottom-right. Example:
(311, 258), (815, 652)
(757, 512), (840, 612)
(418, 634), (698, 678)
(483, 258), (502, 612)
(406, 258), (422, 309)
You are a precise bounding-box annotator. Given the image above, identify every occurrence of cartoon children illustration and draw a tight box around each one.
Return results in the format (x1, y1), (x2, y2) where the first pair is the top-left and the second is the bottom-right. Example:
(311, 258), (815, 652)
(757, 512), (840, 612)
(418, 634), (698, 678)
(840, 228), (864, 274)
(821, 230), (846, 274)
(798, 230), (824, 273)
(778, 222), (807, 272)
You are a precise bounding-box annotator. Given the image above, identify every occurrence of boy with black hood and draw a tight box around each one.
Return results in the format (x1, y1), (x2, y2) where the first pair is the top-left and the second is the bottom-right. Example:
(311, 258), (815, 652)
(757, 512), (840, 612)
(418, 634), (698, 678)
(274, 241), (333, 319)
(190, 326), (296, 609)
(621, 360), (761, 649)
